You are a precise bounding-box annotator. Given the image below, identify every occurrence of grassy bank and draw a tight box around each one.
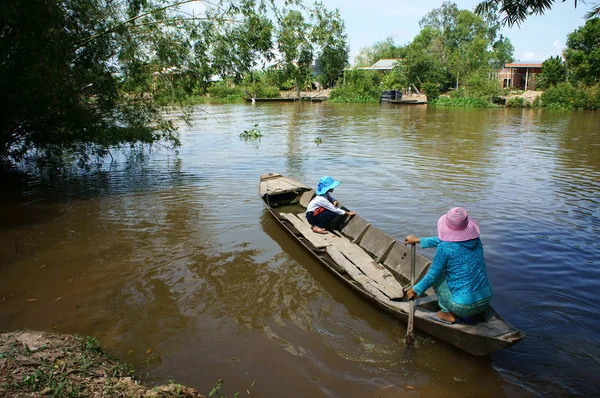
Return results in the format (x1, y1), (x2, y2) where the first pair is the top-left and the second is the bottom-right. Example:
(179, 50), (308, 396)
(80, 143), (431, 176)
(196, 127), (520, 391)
(0, 331), (229, 397)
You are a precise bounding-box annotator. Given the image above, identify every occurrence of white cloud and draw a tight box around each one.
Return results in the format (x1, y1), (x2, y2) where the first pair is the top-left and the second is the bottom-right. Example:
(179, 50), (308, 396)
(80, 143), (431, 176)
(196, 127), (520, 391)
(521, 51), (541, 61)
(552, 40), (564, 51)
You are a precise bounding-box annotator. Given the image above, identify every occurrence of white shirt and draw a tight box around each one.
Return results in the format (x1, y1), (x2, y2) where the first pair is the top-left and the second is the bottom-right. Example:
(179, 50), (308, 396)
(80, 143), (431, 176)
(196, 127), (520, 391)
(306, 193), (345, 215)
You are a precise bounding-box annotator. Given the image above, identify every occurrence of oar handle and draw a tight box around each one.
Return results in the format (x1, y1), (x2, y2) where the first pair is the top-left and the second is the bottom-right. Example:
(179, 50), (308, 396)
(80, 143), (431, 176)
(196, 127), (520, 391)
(410, 243), (416, 287)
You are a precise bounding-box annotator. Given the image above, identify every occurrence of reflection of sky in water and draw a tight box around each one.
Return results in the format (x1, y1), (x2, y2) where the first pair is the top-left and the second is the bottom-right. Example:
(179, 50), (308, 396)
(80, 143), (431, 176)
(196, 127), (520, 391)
(1, 104), (599, 397)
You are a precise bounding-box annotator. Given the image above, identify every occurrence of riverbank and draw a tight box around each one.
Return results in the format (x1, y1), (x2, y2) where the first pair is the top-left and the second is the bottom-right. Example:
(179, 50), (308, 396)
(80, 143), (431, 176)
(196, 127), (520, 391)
(0, 331), (204, 397)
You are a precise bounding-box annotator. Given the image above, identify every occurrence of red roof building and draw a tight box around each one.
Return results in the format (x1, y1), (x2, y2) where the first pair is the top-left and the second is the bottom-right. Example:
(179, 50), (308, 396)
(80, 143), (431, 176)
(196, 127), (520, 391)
(495, 61), (544, 90)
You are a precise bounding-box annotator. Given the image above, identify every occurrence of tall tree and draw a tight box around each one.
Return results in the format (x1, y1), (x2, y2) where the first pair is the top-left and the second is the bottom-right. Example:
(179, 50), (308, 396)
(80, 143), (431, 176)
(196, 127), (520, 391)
(277, 10), (313, 97)
(0, 0), (347, 167)
(564, 18), (600, 85)
(312, 5), (349, 88)
(536, 56), (567, 88)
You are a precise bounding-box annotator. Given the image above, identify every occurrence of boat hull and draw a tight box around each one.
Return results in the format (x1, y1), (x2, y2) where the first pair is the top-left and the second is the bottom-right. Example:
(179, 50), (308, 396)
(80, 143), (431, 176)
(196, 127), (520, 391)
(259, 173), (525, 356)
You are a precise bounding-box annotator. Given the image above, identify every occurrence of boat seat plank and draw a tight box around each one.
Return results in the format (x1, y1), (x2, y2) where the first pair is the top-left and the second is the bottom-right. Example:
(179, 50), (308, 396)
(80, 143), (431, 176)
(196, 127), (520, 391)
(326, 246), (391, 301)
(260, 175), (311, 197)
(328, 235), (404, 300)
(359, 225), (395, 260)
(280, 213), (331, 249)
(340, 215), (371, 242)
(299, 189), (315, 207)
(295, 213), (403, 300)
(383, 243), (431, 283)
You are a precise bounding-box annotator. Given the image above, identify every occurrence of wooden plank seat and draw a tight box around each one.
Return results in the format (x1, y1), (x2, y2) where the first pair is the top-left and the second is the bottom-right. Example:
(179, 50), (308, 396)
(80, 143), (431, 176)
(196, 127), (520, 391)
(284, 212), (404, 300)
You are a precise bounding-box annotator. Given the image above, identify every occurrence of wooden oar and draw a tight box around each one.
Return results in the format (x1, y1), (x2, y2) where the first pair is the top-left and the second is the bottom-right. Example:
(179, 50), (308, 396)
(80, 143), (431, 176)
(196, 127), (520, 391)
(405, 243), (416, 346)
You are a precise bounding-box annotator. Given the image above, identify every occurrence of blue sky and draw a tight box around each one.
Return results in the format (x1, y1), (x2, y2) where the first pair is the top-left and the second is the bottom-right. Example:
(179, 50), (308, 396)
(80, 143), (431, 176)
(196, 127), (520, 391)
(320, 0), (591, 64)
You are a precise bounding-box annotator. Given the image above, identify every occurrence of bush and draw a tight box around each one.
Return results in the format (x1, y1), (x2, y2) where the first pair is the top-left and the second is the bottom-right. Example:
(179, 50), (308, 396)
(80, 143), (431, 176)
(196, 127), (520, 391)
(506, 97), (525, 108)
(329, 84), (380, 103)
(207, 82), (244, 101)
(422, 82), (440, 101)
(243, 83), (280, 98)
(540, 82), (600, 110)
(430, 96), (495, 108)
(329, 70), (382, 103)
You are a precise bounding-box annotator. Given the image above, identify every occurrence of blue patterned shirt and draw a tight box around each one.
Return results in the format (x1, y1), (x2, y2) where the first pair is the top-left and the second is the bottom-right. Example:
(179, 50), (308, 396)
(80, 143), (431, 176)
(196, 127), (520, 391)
(414, 237), (493, 304)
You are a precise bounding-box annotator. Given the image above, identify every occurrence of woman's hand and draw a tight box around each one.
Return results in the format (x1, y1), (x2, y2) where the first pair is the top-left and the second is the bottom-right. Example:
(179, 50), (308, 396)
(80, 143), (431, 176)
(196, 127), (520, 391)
(345, 211), (356, 216)
(407, 288), (419, 300)
(333, 200), (339, 207)
(404, 235), (420, 245)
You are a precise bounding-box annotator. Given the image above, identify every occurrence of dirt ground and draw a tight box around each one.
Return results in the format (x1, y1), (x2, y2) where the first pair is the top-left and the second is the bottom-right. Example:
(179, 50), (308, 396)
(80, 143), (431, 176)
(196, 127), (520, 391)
(506, 90), (543, 103)
(0, 331), (205, 397)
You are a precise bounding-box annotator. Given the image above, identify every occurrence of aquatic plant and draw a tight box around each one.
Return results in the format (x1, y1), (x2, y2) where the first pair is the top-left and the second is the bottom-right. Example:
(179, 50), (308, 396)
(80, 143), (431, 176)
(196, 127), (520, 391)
(240, 124), (263, 138)
(314, 137), (323, 145)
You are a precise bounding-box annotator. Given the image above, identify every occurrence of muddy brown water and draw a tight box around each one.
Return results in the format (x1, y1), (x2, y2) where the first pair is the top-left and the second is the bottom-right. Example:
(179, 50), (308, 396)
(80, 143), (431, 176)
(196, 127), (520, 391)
(1, 103), (599, 397)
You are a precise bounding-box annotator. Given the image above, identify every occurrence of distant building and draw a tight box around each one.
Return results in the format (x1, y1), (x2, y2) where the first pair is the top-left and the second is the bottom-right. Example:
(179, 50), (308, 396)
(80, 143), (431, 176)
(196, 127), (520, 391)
(354, 58), (403, 72)
(494, 61), (544, 90)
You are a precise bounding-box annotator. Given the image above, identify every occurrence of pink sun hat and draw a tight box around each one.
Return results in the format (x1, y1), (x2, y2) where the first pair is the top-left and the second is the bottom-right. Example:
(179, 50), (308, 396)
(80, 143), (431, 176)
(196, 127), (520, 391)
(437, 207), (480, 242)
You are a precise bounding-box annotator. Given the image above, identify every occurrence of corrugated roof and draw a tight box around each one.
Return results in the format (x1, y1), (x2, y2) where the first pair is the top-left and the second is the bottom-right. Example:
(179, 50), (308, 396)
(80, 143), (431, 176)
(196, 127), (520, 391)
(505, 61), (543, 68)
(371, 58), (402, 69)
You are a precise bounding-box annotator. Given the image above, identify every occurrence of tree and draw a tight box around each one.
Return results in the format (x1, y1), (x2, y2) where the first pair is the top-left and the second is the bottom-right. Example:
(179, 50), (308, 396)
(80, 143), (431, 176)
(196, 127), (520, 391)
(490, 35), (515, 69)
(475, 0), (600, 26)
(312, 6), (349, 88)
(402, 27), (448, 89)
(420, 4), (498, 89)
(0, 0), (347, 167)
(564, 18), (600, 85)
(276, 10), (313, 97)
(536, 56), (567, 88)
(353, 37), (407, 67)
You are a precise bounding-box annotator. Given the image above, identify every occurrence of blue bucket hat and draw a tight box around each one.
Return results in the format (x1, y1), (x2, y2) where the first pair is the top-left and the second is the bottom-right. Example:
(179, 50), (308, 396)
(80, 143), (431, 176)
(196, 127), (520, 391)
(316, 176), (341, 195)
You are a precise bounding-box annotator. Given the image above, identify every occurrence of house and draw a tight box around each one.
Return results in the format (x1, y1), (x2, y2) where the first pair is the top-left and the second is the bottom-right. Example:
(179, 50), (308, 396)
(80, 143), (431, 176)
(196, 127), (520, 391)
(354, 58), (403, 72)
(495, 61), (543, 90)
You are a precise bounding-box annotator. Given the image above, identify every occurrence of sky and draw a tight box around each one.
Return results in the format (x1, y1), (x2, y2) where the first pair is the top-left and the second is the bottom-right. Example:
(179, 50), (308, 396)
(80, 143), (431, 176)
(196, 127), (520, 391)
(318, 0), (591, 65)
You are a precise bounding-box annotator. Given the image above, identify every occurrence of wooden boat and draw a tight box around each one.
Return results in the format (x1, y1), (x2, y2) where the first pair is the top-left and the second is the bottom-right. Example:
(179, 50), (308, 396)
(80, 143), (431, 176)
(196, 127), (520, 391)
(259, 173), (526, 356)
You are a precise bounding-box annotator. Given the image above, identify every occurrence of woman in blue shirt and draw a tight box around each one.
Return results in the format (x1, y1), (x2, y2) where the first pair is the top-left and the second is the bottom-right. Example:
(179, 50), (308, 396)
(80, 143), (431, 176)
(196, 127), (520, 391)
(405, 207), (492, 324)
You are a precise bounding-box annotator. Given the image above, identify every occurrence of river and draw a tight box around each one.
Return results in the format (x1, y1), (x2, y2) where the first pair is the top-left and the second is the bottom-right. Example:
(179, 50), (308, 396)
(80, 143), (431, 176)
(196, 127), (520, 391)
(1, 103), (598, 397)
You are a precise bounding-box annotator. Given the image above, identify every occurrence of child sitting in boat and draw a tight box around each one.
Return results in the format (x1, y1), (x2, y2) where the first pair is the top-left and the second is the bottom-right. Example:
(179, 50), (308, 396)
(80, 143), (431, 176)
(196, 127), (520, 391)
(404, 207), (493, 324)
(306, 176), (355, 234)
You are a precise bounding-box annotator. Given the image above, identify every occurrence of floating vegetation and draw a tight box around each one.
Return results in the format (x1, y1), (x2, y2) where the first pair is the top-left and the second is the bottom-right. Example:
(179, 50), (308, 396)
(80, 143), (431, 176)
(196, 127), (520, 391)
(240, 124), (262, 138)
(314, 137), (323, 145)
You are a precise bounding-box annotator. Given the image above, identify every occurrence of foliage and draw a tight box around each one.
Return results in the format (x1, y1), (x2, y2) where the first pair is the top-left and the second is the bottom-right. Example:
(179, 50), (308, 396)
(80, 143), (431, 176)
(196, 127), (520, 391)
(541, 82), (600, 110)
(240, 124), (262, 138)
(353, 37), (407, 67)
(381, 62), (409, 89)
(431, 96), (496, 107)
(423, 82), (441, 101)
(416, 2), (513, 90)
(277, 10), (313, 96)
(312, 5), (349, 88)
(329, 70), (382, 102)
(209, 380), (239, 398)
(564, 18), (600, 86)
(207, 83), (245, 101)
(0, 0), (348, 168)
(490, 35), (515, 68)
(506, 96), (525, 107)
(536, 56), (567, 89)
(476, 1), (600, 26)
(401, 27), (448, 90)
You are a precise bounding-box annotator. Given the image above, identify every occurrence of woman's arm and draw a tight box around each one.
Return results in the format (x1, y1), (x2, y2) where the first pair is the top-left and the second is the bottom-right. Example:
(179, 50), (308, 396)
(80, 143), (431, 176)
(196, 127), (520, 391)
(404, 236), (440, 248)
(413, 248), (448, 296)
